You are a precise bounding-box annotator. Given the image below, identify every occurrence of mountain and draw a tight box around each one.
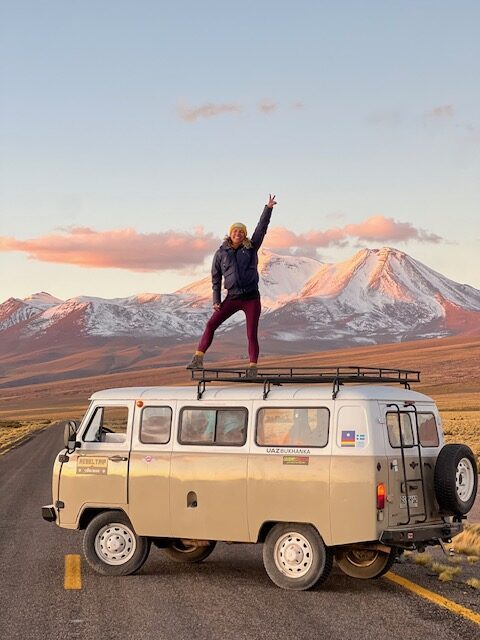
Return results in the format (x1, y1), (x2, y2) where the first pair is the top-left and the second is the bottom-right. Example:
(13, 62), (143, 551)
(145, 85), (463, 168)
(1, 247), (479, 384)
(258, 247), (480, 350)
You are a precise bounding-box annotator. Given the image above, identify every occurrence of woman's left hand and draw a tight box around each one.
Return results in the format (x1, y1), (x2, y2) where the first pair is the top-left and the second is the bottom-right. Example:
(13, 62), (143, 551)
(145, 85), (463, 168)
(267, 194), (277, 208)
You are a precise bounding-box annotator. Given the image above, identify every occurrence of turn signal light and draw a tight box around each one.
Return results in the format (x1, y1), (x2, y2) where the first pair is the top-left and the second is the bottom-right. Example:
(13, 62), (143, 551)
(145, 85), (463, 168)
(377, 483), (386, 510)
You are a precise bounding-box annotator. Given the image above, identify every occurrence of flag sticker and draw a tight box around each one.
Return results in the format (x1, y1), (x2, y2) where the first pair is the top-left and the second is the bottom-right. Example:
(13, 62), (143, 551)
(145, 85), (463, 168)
(341, 430), (356, 447)
(356, 433), (366, 447)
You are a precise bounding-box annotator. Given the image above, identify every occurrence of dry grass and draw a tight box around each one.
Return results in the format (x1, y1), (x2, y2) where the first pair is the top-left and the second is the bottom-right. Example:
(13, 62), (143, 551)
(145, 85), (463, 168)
(452, 524), (480, 557)
(430, 562), (462, 582)
(466, 578), (480, 589)
(412, 553), (433, 566)
(441, 411), (480, 464)
(0, 419), (53, 452)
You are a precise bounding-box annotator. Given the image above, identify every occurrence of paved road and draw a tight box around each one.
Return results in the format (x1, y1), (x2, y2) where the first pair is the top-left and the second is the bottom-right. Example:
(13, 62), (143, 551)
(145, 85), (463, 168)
(0, 424), (478, 640)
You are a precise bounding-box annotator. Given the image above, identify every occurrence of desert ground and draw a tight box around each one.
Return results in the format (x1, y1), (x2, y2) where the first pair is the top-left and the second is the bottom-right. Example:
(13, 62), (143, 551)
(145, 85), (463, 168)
(2, 334), (478, 457)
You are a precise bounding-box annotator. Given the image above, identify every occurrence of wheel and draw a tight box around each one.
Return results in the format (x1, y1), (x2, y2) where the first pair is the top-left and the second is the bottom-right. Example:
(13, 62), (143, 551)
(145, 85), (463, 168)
(164, 540), (216, 563)
(335, 547), (396, 579)
(263, 523), (333, 590)
(83, 510), (151, 576)
(434, 444), (478, 516)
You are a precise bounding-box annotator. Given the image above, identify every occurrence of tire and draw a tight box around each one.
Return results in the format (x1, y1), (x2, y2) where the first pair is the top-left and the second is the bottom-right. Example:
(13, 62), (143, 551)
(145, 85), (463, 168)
(83, 510), (151, 576)
(434, 444), (478, 516)
(164, 540), (216, 563)
(263, 523), (333, 591)
(335, 547), (396, 579)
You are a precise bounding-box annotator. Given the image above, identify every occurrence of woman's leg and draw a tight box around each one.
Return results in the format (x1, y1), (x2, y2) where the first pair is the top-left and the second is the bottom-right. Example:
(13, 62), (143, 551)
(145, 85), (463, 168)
(243, 298), (262, 363)
(197, 298), (241, 354)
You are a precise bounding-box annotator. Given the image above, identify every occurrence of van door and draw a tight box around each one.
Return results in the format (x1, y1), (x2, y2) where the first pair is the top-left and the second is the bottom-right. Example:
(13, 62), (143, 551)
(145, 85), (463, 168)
(58, 401), (133, 527)
(169, 405), (250, 541)
(128, 403), (174, 536)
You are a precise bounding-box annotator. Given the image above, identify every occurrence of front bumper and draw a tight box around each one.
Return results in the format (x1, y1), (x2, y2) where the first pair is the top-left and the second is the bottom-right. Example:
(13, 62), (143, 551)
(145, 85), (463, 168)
(42, 505), (56, 522)
(380, 520), (462, 547)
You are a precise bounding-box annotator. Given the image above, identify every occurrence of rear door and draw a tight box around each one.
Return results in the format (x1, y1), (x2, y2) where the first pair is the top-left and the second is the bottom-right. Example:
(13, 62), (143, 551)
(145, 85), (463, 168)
(381, 404), (440, 526)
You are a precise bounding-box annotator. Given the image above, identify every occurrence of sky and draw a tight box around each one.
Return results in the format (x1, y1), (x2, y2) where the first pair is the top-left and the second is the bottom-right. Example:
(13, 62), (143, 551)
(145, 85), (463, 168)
(1, 0), (479, 302)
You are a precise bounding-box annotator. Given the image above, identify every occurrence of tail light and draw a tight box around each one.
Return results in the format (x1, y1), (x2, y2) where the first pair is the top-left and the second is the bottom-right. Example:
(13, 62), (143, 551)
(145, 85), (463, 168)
(377, 483), (386, 510)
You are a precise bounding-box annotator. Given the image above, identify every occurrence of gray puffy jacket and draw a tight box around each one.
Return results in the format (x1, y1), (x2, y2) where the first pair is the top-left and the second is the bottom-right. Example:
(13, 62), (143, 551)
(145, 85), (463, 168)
(211, 206), (272, 305)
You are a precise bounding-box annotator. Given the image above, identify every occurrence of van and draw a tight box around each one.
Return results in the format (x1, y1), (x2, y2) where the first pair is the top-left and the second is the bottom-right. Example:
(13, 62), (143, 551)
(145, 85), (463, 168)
(42, 366), (478, 590)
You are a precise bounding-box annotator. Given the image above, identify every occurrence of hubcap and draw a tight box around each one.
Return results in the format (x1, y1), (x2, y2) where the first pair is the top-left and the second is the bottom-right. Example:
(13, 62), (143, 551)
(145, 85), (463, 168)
(95, 523), (137, 565)
(274, 532), (313, 578)
(456, 458), (475, 502)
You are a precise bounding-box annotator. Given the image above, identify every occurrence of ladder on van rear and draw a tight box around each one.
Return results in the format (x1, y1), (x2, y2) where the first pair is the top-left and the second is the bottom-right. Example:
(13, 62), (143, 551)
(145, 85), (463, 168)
(386, 403), (428, 525)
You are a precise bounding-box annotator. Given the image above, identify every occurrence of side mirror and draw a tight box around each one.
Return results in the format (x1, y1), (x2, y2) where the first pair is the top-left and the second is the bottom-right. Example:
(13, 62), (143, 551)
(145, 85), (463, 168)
(64, 420), (79, 449)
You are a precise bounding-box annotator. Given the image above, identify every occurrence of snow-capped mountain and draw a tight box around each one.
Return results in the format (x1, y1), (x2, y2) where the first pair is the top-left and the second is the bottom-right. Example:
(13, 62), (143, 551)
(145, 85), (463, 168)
(1, 248), (479, 349)
(0, 292), (62, 331)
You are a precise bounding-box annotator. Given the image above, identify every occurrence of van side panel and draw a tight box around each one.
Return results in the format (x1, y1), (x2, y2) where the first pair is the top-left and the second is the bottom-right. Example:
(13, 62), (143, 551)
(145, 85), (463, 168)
(169, 451), (249, 541)
(128, 450), (172, 536)
(329, 404), (379, 545)
(247, 454), (332, 544)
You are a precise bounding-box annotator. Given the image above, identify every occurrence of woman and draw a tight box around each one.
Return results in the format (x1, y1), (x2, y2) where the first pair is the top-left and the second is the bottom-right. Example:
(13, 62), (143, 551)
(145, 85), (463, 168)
(187, 194), (277, 375)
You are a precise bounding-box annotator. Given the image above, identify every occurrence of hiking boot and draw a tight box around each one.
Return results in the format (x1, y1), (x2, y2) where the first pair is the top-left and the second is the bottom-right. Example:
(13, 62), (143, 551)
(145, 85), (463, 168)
(186, 354), (204, 370)
(246, 365), (258, 379)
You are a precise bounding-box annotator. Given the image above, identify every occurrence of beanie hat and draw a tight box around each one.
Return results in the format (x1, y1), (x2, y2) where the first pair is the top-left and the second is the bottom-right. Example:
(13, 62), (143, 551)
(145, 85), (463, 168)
(229, 222), (247, 237)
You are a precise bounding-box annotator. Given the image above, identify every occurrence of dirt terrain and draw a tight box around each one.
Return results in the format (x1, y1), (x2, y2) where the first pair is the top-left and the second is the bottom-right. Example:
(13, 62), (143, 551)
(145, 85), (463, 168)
(0, 334), (478, 458)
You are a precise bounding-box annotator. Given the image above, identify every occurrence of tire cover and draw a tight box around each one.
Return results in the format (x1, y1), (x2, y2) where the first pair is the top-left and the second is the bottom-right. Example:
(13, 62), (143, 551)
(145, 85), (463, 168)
(434, 444), (478, 515)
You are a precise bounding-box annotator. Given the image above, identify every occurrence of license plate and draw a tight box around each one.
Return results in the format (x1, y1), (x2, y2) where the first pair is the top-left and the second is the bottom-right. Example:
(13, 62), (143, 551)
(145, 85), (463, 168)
(400, 495), (418, 508)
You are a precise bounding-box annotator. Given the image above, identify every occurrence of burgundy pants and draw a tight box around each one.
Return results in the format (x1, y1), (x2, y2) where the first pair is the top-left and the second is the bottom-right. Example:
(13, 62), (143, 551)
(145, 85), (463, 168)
(198, 297), (262, 363)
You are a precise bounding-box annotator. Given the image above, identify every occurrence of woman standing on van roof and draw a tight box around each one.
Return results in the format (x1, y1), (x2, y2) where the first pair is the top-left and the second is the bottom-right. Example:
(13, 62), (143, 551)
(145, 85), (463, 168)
(187, 194), (277, 375)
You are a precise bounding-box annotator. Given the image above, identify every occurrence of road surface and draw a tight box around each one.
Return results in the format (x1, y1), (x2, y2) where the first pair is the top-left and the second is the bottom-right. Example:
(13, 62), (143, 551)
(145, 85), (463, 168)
(0, 423), (478, 640)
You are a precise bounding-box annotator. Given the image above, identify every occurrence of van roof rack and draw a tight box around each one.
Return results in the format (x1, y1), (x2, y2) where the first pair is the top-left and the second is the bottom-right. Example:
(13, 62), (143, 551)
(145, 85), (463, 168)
(190, 366), (421, 400)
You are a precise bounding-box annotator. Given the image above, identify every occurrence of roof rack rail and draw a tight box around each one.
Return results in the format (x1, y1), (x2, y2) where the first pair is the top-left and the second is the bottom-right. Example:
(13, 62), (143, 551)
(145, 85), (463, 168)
(190, 366), (421, 400)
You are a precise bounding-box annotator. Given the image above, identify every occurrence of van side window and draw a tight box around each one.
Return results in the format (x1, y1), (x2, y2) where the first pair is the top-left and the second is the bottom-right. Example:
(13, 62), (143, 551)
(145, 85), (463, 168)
(140, 407), (172, 444)
(386, 412), (414, 448)
(418, 413), (439, 447)
(179, 408), (247, 446)
(83, 406), (129, 443)
(256, 408), (329, 448)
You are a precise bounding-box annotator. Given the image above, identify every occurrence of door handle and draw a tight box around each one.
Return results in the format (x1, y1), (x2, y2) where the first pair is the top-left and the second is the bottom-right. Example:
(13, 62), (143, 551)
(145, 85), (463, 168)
(109, 455), (128, 462)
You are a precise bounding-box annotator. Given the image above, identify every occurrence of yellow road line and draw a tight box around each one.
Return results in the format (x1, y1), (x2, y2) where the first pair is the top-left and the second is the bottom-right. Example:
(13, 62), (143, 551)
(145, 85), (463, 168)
(385, 571), (480, 627)
(64, 554), (82, 590)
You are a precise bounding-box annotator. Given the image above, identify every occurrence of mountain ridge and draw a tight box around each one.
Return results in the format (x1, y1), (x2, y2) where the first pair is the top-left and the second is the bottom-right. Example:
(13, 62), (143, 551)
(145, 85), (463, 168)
(1, 247), (479, 384)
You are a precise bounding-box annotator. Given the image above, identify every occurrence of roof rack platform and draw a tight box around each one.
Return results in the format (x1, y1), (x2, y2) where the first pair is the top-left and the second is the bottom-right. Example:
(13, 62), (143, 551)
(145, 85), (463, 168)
(190, 366), (421, 400)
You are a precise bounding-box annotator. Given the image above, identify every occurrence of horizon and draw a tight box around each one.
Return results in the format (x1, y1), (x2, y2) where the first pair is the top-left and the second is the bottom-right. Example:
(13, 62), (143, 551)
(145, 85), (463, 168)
(4, 244), (480, 304)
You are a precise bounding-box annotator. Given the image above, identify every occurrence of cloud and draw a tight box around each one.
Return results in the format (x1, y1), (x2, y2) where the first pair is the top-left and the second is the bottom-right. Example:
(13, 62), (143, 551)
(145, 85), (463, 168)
(264, 215), (442, 251)
(177, 102), (243, 122)
(426, 104), (455, 119)
(0, 227), (219, 272)
(0, 216), (442, 272)
(257, 100), (277, 114)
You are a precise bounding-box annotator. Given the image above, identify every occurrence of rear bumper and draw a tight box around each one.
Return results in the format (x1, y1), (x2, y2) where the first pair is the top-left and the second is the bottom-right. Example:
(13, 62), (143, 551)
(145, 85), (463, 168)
(42, 505), (57, 522)
(380, 521), (462, 547)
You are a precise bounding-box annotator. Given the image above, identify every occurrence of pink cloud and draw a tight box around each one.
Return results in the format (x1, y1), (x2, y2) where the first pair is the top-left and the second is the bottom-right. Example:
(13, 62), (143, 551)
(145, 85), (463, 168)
(0, 227), (219, 271)
(177, 102), (242, 122)
(426, 104), (455, 119)
(0, 216), (442, 272)
(265, 216), (442, 250)
(258, 100), (277, 114)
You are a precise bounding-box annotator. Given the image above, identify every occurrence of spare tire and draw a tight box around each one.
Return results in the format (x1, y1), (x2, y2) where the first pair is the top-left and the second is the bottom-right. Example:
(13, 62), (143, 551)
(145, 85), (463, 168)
(434, 444), (478, 516)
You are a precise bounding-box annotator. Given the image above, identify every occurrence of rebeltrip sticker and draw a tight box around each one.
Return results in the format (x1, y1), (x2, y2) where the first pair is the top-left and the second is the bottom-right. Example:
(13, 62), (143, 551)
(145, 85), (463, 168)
(76, 456), (108, 475)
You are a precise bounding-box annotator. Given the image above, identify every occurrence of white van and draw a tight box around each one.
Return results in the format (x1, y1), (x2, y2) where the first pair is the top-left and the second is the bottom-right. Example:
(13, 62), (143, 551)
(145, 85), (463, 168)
(42, 367), (478, 590)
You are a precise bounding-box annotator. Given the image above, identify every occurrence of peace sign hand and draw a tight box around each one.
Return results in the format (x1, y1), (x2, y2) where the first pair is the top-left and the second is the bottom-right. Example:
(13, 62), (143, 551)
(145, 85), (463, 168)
(267, 194), (277, 208)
